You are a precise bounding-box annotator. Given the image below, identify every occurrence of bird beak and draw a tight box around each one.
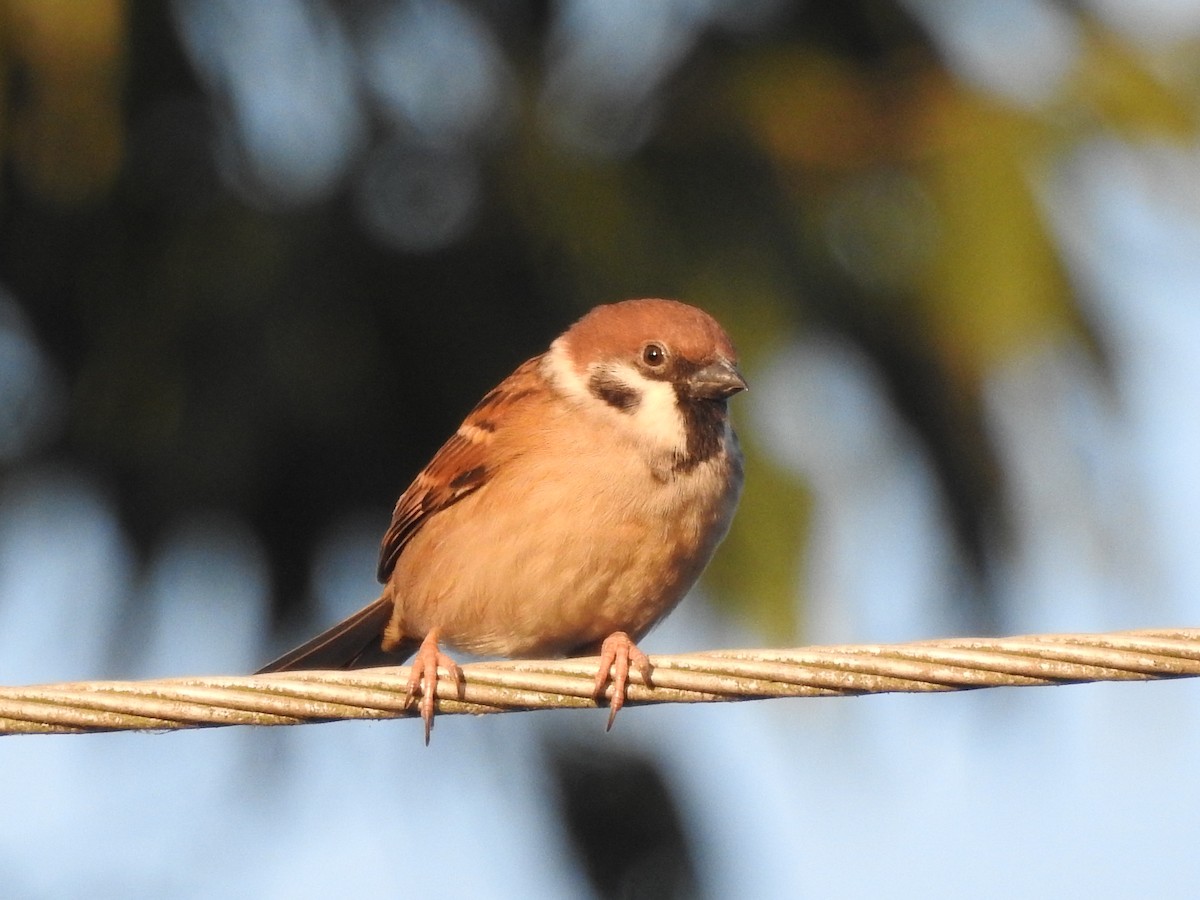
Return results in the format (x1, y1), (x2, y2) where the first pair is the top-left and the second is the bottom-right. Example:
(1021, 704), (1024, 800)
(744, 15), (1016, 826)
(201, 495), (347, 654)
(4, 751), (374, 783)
(688, 359), (748, 400)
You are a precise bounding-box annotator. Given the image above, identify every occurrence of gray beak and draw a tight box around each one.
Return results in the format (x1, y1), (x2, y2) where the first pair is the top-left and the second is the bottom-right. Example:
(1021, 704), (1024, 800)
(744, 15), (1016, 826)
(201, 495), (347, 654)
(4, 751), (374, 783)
(688, 359), (748, 400)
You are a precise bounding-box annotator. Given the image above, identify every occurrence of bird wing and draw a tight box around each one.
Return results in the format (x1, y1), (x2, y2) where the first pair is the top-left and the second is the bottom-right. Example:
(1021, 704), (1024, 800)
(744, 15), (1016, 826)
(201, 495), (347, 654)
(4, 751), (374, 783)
(376, 355), (544, 581)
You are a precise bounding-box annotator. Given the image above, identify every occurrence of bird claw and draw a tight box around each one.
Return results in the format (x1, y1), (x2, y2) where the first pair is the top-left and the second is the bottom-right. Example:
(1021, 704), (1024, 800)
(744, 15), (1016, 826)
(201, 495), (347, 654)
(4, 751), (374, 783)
(404, 631), (464, 745)
(593, 631), (653, 731)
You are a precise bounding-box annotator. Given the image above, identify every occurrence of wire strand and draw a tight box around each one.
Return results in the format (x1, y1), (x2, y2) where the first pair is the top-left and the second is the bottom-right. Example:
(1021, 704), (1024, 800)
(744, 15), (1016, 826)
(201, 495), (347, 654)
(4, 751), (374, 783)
(2, 627), (1198, 735)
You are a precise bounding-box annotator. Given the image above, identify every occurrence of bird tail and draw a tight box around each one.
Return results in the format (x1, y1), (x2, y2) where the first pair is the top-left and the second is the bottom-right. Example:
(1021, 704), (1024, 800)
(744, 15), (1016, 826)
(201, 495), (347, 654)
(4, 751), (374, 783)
(255, 595), (416, 673)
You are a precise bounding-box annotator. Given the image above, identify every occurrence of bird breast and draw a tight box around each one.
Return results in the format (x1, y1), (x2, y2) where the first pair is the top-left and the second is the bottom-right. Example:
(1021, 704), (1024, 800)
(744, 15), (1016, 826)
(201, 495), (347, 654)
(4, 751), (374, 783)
(386, 408), (741, 658)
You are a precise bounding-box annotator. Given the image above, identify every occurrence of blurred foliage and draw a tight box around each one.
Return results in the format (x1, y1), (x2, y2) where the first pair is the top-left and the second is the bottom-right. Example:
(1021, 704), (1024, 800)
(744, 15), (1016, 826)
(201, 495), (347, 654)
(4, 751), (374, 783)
(1, 0), (1198, 642)
(3, 0), (127, 206)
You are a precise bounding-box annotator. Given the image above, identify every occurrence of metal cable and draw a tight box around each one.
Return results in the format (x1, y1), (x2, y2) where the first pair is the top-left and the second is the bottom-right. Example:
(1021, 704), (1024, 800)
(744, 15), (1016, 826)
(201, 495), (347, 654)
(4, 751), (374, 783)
(2, 627), (1197, 735)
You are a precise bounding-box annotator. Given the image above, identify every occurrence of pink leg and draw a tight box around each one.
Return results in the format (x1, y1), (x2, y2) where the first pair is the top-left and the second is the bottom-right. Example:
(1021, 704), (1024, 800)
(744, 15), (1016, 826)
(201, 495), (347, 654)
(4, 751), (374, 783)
(404, 630), (464, 745)
(592, 631), (654, 731)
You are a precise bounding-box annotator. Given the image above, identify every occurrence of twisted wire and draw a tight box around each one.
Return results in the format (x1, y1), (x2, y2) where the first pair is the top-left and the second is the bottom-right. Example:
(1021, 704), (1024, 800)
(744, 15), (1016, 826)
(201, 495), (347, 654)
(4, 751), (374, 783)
(2, 627), (1198, 735)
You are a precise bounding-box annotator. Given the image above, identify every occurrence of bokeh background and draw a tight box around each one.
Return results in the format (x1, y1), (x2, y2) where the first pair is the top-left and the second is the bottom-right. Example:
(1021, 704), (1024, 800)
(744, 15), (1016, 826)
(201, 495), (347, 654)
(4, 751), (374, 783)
(3, 1), (1200, 896)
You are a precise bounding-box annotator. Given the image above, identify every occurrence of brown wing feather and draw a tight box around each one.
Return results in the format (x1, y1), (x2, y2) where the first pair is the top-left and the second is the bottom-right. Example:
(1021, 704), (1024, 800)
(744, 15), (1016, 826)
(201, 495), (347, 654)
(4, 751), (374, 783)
(376, 355), (544, 581)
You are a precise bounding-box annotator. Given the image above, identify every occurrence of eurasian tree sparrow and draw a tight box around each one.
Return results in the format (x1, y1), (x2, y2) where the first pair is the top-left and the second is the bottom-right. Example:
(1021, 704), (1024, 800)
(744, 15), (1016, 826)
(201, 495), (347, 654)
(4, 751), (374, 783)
(258, 298), (746, 742)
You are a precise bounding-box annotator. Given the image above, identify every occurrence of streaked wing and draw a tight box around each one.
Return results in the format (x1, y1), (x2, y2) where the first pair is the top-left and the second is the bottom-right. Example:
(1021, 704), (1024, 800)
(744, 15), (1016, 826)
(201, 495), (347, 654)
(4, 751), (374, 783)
(376, 355), (544, 581)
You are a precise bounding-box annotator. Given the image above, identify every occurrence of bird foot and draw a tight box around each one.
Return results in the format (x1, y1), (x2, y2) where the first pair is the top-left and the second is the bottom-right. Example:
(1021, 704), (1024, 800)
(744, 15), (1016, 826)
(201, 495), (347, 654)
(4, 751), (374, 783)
(593, 631), (654, 731)
(404, 631), (464, 745)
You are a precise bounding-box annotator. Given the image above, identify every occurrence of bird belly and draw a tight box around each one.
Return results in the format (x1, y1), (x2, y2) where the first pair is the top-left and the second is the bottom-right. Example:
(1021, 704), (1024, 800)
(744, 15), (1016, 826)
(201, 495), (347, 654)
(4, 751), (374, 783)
(386, 451), (738, 658)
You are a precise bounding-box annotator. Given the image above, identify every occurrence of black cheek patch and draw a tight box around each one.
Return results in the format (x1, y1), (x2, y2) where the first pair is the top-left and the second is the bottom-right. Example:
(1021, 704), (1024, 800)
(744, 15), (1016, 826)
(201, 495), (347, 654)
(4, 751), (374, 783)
(589, 371), (641, 413)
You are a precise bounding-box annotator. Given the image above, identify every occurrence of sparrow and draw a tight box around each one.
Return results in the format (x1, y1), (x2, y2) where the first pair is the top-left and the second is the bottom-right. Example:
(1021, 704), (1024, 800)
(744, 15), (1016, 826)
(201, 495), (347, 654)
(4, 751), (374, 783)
(257, 298), (746, 742)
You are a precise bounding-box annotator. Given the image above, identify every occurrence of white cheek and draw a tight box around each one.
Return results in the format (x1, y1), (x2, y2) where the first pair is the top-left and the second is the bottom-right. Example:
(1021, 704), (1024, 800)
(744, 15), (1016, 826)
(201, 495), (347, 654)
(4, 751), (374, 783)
(542, 343), (687, 454)
(542, 337), (590, 401)
(627, 372), (686, 452)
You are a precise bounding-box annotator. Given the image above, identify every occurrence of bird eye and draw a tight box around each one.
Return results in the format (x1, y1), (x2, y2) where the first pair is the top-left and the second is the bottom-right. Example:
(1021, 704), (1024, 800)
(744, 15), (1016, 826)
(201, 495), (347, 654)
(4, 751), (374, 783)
(642, 342), (667, 368)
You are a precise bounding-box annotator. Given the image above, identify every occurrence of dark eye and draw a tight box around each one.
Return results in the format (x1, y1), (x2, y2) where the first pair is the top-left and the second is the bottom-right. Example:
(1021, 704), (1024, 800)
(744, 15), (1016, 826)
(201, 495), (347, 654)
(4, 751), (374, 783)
(642, 342), (667, 368)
